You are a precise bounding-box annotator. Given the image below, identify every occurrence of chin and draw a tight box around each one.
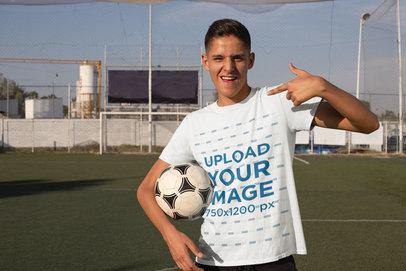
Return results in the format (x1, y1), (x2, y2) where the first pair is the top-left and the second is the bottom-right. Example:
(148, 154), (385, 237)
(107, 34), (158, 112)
(218, 89), (239, 99)
(218, 84), (241, 93)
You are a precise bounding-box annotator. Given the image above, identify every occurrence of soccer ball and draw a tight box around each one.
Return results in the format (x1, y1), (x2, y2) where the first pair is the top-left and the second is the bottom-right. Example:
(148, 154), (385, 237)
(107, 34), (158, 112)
(155, 162), (214, 220)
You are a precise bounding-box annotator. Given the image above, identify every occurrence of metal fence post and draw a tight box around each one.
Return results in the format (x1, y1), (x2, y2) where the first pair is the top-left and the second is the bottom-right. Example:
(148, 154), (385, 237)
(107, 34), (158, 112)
(99, 113), (103, 155)
(1, 118), (4, 150)
(31, 118), (35, 153)
(67, 118), (71, 153)
(140, 113), (143, 153)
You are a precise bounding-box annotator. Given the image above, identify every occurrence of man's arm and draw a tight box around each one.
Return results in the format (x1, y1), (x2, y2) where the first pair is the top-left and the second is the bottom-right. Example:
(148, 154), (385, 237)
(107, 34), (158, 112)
(267, 63), (379, 134)
(137, 159), (203, 271)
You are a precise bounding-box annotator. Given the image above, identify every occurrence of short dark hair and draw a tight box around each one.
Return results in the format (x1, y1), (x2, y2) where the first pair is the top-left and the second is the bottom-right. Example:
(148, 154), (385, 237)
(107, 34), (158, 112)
(204, 19), (251, 51)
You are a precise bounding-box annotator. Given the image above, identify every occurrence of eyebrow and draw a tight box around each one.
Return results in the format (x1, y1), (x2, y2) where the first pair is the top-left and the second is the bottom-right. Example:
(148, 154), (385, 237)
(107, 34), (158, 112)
(211, 54), (245, 58)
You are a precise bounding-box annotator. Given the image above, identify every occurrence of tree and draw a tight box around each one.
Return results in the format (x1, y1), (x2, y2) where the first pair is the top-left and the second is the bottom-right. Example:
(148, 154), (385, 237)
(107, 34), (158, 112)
(379, 110), (398, 121)
(0, 75), (26, 101)
(41, 94), (58, 99)
(24, 91), (39, 99)
(0, 74), (27, 117)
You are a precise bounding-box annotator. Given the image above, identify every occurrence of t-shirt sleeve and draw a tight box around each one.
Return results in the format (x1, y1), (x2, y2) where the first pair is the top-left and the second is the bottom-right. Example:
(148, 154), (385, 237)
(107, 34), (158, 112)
(276, 89), (322, 132)
(159, 114), (195, 165)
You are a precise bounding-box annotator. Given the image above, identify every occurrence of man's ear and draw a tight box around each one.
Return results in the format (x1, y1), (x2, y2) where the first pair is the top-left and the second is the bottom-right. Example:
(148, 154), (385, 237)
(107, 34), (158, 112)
(201, 54), (209, 71)
(248, 52), (255, 69)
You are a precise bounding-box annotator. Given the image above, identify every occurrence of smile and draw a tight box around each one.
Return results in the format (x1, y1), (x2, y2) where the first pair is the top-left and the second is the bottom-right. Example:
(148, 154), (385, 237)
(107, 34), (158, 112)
(220, 75), (237, 81)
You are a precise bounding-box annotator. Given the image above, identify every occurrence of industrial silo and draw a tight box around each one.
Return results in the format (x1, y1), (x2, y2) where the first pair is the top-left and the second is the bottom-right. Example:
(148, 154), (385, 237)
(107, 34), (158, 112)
(76, 64), (97, 118)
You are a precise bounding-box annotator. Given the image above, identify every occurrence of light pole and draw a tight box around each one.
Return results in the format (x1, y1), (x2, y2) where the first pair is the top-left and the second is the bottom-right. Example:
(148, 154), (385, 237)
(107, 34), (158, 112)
(396, 0), (403, 154)
(350, 12), (370, 155)
(68, 84), (71, 119)
(356, 12), (370, 100)
(148, 3), (152, 153)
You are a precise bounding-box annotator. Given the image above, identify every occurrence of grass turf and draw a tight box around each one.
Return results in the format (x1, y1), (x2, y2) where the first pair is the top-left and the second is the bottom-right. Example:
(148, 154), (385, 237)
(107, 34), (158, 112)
(0, 153), (405, 270)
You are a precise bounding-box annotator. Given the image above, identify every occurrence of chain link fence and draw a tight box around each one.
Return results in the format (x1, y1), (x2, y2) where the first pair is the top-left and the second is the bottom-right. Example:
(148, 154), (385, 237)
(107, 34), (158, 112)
(0, 1), (404, 154)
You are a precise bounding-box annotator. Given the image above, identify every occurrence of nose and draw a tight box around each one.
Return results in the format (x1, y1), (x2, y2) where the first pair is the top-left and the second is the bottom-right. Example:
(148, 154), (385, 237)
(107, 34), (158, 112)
(223, 57), (236, 73)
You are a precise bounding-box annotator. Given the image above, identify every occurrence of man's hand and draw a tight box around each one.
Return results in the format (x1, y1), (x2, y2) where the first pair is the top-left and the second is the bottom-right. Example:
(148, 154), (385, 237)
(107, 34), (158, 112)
(267, 63), (329, 106)
(163, 226), (203, 271)
(266, 63), (379, 133)
(137, 158), (203, 270)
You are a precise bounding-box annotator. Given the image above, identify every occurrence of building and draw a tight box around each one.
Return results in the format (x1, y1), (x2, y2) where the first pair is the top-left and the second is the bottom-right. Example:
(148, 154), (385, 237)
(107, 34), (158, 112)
(25, 98), (63, 119)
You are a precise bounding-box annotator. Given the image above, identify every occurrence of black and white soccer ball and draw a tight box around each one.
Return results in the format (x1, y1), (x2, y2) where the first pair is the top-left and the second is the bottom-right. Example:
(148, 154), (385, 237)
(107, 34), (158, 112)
(155, 162), (214, 220)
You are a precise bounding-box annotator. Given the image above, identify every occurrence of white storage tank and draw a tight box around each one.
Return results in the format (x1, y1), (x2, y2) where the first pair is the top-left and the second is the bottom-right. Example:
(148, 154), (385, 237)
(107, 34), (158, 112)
(77, 64), (97, 118)
(25, 98), (63, 119)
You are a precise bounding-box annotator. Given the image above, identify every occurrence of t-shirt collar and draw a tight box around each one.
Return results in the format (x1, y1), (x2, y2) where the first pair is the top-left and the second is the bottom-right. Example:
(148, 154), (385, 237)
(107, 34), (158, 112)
(210, 87), (255, 112)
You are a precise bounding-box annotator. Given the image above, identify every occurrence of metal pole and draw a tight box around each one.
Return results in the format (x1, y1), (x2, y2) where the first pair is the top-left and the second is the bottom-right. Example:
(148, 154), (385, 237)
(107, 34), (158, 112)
(356, 13), (369, 99)
(148, 3), (153, 153)
(6, 79), (9, 118)
(351, 13), (370, 155)
(67, 118), (71, 153)
(68, 84), (71, 152)
(397, 0), (403, 154)
(384, 121), (388, 154)
(72, 120), (75, 148)
(356, 15), (362, 100)
(31, 119), (34, 153)
(103, 116), (107, 152)
(140, 112), (143, 152)
(99, 112), (103, 155)
(200, 46), (204, 108)
(52, 80), (55, 118)
(1, 117), (4, 150)
(138, 117), (140, 152)
(68, 84), (71, 119)
(310, 129), (314, 154)
(104, 44), (108, 111)
(176, 47), (180, 70)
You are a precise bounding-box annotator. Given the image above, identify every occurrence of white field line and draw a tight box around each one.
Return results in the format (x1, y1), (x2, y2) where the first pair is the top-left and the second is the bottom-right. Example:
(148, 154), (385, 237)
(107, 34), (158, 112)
(293, 156), (310, 165)
(302, 219), (406, 223)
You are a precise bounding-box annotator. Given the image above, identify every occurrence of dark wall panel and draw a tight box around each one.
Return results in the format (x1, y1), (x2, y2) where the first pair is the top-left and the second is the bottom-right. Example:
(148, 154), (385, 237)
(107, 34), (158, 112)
(108, 70), (198, 104)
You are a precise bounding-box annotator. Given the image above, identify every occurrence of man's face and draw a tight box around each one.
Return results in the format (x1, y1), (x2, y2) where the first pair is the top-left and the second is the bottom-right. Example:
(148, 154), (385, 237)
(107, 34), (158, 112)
(202, 35), (255, 105)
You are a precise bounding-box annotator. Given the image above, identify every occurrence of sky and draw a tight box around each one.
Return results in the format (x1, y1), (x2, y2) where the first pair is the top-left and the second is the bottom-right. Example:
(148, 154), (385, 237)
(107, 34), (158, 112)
(0, 0), (405, 113)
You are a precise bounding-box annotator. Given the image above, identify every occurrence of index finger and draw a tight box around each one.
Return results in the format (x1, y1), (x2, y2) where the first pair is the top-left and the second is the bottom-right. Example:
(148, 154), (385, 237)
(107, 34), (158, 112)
(267, 83), (287, 95)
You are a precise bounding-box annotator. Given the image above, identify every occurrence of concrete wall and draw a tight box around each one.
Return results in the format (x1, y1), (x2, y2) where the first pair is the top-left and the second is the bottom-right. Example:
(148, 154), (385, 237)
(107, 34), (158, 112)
(0, 118), (385, 150)
(0, 119), (180, 149)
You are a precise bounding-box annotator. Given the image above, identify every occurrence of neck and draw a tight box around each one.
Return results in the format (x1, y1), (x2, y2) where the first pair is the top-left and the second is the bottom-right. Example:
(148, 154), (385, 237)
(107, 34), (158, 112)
(217, 85), (251, 107)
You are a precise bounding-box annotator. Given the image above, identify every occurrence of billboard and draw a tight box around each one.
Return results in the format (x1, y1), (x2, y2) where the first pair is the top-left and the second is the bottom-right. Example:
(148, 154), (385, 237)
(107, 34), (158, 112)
(108, 70), (198, 104)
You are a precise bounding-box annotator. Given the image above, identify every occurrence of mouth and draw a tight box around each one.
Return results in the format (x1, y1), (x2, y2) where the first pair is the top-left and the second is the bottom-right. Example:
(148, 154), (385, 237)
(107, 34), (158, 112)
(220, 75), (238, 82)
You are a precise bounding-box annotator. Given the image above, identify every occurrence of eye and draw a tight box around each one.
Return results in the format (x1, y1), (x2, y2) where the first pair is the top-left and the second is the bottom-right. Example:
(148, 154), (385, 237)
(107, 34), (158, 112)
(234, 56), (244, 62)
(213, 57), (223, 61)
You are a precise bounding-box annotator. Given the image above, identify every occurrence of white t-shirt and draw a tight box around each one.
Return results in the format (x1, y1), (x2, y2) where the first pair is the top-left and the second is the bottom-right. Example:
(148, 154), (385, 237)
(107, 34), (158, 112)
(160, 86), (321, 266)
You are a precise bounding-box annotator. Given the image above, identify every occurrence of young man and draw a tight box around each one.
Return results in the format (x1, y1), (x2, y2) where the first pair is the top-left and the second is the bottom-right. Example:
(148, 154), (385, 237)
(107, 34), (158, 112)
(137, 19), (379, 271)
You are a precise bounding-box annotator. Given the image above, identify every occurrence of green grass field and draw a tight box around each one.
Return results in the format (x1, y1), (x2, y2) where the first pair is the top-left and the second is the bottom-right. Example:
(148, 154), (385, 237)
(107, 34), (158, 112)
(0, 153), (405, 271)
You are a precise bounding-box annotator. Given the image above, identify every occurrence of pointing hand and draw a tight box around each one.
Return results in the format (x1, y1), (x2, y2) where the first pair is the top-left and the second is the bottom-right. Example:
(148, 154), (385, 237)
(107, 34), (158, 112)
(267, 63), (329, 106)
